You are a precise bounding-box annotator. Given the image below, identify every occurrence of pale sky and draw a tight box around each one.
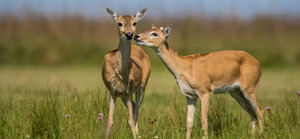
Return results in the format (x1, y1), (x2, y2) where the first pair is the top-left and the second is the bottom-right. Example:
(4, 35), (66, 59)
(0, 0), (299, 18)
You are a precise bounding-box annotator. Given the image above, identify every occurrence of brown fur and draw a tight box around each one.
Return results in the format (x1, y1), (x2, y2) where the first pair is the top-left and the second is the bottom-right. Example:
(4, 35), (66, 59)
(102, 45), (151, 95)
(136, 25), (263, 139)
(102, 8), (150, 139)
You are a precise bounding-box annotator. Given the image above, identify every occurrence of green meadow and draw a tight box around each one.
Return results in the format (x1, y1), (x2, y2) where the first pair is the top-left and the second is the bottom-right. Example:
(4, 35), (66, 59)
(0, 67), (299, 138)
(1, 13), (300, 138)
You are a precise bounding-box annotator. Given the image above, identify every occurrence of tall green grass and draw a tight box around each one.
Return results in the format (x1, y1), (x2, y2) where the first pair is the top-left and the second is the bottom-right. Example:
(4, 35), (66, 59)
(0, 86), (299, 138)
(0, 67), (299, 138)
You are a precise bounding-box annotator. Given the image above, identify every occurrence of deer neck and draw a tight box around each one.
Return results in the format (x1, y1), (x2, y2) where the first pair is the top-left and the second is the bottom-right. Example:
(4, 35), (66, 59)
(118, 38), (131, 81)
(154, 41), (186, 77)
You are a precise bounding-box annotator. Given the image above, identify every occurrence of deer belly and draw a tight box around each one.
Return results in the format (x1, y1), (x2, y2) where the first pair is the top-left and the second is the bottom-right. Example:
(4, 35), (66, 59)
(212, 82), (241, 94)
(176, 79), (196, 98)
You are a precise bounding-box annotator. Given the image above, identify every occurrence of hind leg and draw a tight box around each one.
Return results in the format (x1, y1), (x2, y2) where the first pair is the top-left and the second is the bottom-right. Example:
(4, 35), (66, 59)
(247, 88), (263, 133)
(229, 88), (259, 133)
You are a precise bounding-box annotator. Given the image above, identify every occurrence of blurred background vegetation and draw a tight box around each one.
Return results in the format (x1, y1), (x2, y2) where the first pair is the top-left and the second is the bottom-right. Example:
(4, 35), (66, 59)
(0, 1), (300, 138)
(0, 0), (299, 68)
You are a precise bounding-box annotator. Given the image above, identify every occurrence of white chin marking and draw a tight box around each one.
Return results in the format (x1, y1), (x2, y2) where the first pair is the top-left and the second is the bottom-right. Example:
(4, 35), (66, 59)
(137, 41), (153, 47)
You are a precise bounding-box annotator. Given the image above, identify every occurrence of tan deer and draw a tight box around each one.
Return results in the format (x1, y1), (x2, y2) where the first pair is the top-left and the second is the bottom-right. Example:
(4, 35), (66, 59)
(102, 8), (151, 138)
(134, 24), (263, 138)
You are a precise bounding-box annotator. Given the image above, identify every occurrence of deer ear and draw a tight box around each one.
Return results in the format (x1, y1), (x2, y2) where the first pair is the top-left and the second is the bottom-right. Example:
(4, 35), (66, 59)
(164, 24), (172, 39)
(106, 8), (118, 22)
(135, 8), (147, 22)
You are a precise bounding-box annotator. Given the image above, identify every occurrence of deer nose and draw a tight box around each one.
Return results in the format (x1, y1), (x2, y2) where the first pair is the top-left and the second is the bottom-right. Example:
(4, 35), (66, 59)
(134, 35), (140, 40)
(125, 32), (133, 40)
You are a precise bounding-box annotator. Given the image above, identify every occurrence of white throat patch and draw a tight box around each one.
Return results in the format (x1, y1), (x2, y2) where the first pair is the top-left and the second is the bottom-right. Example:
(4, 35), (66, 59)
(136, 41), (154, 47)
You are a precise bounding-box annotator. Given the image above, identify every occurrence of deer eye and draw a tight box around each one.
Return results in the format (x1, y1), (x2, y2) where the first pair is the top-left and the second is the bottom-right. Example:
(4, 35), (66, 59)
(151, 32), (158, 37)
(118, 23), (123, 27)
(133, 22), (137, 26)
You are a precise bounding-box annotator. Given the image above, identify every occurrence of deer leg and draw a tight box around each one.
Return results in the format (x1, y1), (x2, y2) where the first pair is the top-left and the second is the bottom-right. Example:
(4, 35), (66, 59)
(199, 92), (210, 138)
(136, 85), (146, 110)
(106, 94), (116, 137)
(138, 84), (146, 107)
(247, 90), (264, 133)
(134, 85), (146, 134)
(186, 97), (198, 139)
(134, 89), (140, 134)
(121, 96), (136, 108)
(134, 90), (139, 134)
(125, 94), (137, 139)
(229, 88), (259, 133)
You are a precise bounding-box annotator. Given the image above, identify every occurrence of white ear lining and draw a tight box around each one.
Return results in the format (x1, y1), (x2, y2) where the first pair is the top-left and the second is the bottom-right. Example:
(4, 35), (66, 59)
(164, 27), (172, 39)
(106, 8), (118, 22)
(135, 8), (147, 22)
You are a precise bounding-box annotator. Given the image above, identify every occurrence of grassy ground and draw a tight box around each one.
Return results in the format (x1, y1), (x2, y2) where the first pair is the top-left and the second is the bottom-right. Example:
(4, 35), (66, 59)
(0, 67), (300, 138)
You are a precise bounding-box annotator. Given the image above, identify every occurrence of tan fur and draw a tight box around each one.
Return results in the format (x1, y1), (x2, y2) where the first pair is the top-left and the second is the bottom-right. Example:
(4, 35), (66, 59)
(102, 8), (150, 139)
(135, 25), (263, 138)
(102, 45), (151, 94)
(117, 15), (137, 38)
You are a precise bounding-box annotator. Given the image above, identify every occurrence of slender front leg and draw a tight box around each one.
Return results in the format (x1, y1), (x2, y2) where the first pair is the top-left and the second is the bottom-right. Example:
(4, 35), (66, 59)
(134, 85), (145, 134)
(126, 95), (137, 139)
(199, 93), (210, 137)
(106, 94), (116, 137)
(186, 97), (198, 139)
(134, 90), (140, 134)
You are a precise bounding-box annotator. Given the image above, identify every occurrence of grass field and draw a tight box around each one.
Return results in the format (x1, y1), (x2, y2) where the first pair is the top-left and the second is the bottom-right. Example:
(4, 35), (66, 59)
(0, 66), (299, 138)
(1, 4), (300, 139)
